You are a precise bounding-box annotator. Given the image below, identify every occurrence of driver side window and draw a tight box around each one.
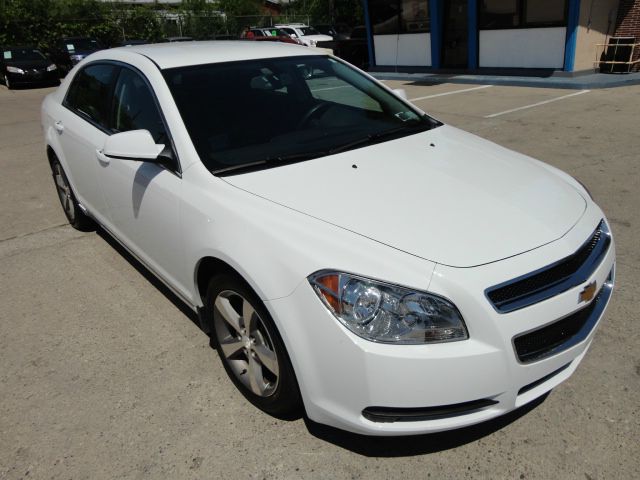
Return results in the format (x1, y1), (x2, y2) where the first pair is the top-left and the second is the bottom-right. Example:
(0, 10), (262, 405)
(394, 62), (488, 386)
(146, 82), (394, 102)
(111, 68), (167, 144)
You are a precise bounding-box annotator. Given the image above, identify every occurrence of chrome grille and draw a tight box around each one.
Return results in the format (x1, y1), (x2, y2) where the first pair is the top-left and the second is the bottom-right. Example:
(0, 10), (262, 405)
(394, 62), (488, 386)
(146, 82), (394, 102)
(486, 220), (610, 313)
(513, 272), (613, 363)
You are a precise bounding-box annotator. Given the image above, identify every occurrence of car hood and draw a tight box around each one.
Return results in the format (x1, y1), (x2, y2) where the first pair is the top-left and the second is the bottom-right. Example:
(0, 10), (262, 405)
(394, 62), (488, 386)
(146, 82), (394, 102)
(223, 125), (587, 267)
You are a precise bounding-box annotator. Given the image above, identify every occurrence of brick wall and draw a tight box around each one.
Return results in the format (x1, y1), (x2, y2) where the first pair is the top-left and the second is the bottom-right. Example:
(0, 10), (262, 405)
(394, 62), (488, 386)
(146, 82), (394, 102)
(613, 0), (640, 71)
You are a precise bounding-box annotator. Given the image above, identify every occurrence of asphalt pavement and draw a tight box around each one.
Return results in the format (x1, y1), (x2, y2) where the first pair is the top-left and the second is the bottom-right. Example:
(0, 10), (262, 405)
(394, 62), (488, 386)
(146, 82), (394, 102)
(1, 81), (638, 479)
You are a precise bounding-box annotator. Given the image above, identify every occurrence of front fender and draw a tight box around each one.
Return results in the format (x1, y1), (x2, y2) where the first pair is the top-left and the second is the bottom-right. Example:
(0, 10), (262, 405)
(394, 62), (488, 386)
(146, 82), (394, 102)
(182, 163), (436, 306)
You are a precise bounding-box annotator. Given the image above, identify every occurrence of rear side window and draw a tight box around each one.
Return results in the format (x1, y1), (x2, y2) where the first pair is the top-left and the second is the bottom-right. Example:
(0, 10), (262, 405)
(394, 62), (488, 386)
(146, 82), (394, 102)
(64, 64), (117, 128)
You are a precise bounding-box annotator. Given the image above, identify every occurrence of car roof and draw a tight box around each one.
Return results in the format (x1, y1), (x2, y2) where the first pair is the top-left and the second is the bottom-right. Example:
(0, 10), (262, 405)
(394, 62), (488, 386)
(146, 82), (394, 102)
(106, 40), (323, 70)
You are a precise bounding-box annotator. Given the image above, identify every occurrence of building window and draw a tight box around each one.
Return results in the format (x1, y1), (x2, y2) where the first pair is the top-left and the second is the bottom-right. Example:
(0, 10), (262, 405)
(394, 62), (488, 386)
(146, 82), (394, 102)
(370, 0), (430, 35)
(525, 0), (566, 26)
(401, 0), (430, 33)
(479, 0), (567, 29)
(479, 0), (519, 29)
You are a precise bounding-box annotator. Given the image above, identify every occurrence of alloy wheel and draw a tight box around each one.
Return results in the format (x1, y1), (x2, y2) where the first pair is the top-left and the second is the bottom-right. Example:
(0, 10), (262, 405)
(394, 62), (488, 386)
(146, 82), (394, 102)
(53, 162), (75, 222)
(213, 290), (280, 397)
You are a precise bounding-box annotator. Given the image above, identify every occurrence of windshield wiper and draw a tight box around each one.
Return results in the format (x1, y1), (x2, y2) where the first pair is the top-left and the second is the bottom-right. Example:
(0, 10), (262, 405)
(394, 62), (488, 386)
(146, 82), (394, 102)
(214, 122), (434, 176)
(263, 150), (329, 163)
(329, 122), (432, 155)
(214, 150), (328, 176)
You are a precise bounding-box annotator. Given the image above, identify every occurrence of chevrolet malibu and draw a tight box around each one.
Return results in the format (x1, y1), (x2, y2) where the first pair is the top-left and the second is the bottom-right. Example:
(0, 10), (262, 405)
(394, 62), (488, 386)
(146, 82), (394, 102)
(41, 42), (615, 436)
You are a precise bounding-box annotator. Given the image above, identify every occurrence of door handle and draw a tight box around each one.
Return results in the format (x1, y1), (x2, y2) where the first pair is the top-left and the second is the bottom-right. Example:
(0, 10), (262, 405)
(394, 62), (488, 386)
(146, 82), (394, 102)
(54, 121), (64, 133)
(96, 149), (110, 165)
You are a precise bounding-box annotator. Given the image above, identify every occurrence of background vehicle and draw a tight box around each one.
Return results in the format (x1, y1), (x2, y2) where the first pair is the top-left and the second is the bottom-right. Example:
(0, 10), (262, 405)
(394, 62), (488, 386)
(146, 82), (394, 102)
(245, 27), (304, 45)
(247, 27), (280, 37)
(49, 37), (103, 75)
(162, 36), (194, 43)
(319, 25), (369, 69)
(118, 39), (148, 47)
(274, 24), (332, 47)
(315, 23), (352, 40)
(1, 45), (59, 89)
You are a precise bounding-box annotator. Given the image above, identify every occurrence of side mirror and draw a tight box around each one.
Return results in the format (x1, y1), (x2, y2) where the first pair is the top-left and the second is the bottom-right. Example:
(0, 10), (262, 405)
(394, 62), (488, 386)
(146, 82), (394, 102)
(103, 129), (164, 161)
(392, 88), (408, 100)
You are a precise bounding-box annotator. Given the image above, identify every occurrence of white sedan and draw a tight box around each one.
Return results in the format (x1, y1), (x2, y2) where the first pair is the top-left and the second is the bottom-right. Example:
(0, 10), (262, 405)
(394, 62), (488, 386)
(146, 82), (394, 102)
(41, 41), (615, 436)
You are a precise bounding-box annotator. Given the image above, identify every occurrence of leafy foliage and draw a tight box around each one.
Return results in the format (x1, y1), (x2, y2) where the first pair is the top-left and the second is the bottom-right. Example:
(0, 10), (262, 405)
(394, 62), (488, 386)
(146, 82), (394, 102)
(282, 0), (364, 26)
(0, 0), (364, 49)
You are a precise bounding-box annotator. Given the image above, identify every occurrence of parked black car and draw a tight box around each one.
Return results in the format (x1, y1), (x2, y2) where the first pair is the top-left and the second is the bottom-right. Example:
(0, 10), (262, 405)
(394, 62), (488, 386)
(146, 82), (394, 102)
(161, 36), (194, 42)
(1, 46), (59, 89)
(118, 39), (148, 47)
(316, 26), (369, 70)
(49, 37), (103, 75)
(315, 24), (352, 40)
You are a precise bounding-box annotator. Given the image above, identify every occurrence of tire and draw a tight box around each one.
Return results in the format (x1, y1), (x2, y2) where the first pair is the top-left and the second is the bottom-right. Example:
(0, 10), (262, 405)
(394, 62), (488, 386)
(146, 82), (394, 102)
(50, 157), (94, 231)
(4, 74), (12, 90)
(205, 273), (302, 417)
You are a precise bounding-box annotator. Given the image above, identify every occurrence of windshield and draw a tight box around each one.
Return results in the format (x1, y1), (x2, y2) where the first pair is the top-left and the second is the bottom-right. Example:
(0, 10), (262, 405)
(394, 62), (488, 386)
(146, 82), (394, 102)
(300, 27), (320, 36)
(3, 48), (46, 61)
(261, 29), (283, 37)
(65, 38), (100, 51)
(163, 56), (438, 174)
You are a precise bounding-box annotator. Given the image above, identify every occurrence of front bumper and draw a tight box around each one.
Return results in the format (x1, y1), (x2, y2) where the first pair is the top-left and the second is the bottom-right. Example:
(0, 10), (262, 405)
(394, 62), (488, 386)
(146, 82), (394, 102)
(5, 69), (59, 85)
(266, 216), (615, 436)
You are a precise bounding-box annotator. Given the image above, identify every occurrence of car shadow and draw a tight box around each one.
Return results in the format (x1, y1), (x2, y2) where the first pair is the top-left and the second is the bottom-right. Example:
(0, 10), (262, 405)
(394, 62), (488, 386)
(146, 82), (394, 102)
(96, 227), (201, 330)
(95, 226), (550, 454)
(132, 162), (162, 218)
(303, 393), (550, 456)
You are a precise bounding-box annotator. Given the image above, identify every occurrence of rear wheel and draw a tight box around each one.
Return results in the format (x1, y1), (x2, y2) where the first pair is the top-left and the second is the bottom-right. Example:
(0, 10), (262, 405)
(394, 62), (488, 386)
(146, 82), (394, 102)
(206, 273), (301, 417)
(51, 157), (94, 231)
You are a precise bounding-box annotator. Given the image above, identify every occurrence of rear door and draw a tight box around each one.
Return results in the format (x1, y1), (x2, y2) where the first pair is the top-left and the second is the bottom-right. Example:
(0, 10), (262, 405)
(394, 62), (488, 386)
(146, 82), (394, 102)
(57, 63), (118, 224)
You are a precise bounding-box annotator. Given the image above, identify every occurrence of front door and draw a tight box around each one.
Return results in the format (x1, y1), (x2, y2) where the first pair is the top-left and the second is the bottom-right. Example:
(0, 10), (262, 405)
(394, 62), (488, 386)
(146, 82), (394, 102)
(98, 66), (189, 298)
(442, 0), (468, 68)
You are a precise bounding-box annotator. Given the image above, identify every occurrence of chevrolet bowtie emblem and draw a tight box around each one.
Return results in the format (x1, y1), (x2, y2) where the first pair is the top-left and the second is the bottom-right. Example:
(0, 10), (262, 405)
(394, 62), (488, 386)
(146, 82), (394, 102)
(579, 281), (597, 303)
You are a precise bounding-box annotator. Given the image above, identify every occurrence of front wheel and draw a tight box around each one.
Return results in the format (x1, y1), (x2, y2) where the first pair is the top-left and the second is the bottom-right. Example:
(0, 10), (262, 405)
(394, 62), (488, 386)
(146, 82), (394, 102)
(4, 74), (11, 89)
(206, 273), (301, 417)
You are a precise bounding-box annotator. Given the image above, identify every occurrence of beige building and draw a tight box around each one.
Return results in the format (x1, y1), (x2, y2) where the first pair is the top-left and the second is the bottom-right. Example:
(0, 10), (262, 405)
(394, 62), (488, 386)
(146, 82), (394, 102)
(363, 0), (640, 73)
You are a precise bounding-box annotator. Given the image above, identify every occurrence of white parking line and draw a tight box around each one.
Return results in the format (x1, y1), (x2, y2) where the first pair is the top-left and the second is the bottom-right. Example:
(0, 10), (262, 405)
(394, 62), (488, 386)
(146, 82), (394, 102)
(484, 90), (590, 118)
(311, 85), (352, 92)
(409, 84), (493, 101)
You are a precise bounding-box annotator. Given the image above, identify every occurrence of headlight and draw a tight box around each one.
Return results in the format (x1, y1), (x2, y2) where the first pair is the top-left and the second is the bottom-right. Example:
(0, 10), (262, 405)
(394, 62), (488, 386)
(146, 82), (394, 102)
(70, 54), (84, 63)
(46, 64), (57, 72)
(309, 39), (317, 47)
(308, 271), (468, 344)
(6, 66), (24, 74)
